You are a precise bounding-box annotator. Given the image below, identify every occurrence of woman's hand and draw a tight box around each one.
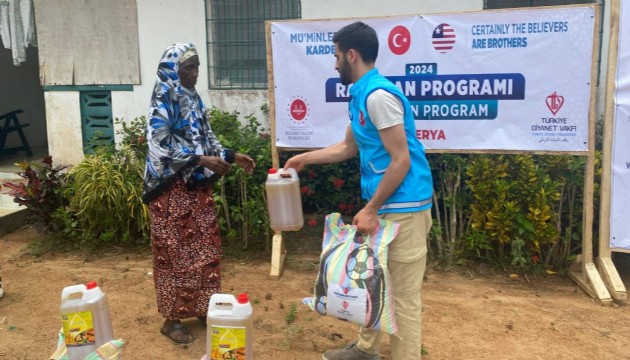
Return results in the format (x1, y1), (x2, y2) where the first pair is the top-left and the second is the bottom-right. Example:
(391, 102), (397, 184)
(198, 156), (231, 175)
(235, 153), (255, 175)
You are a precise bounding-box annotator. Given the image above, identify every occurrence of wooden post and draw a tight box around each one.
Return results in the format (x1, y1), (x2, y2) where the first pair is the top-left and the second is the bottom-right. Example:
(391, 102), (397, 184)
(266, 21), (286, 279)
(567, 4), (613, 305)
(596, 0), (627, 301)
(269, 231), (287, 280)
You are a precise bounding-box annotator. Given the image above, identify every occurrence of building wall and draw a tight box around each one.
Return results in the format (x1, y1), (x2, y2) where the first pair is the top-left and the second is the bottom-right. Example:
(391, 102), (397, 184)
(41, 0), (613, 164)
(42, 0), (209, 164)
(302, 0), (483, 19)
(126, 0), (209, 122)
(44, 91), (83, 165)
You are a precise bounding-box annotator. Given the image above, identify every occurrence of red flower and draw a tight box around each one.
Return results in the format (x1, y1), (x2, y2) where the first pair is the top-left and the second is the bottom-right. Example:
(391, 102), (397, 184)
(307, 217), (318, 226)
(332, 178), (345, 189)
(301, 186), (312, 195)
(531, 255), (540, 264)
(339, 203), (347, 211)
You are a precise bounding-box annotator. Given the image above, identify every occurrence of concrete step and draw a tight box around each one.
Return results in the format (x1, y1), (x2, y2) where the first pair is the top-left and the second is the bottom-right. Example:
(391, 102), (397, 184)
(0, 171), (27, 216)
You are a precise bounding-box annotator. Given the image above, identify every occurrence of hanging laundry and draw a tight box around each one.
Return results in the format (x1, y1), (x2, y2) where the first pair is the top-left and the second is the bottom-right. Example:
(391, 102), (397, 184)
(0, 0), (37, 66)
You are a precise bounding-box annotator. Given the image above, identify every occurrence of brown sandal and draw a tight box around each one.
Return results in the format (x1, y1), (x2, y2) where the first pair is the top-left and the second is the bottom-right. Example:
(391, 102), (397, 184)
(160, 321), (194, 344)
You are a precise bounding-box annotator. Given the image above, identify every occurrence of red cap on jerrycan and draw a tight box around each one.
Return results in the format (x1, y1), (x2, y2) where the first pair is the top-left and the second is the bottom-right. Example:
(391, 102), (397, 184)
(237, 293), (249, 304)
(86, 281), (98, 290)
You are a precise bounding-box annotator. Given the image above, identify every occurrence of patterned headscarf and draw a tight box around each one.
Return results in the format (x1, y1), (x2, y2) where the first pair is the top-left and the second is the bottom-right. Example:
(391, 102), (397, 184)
(142, 42), (233, 203)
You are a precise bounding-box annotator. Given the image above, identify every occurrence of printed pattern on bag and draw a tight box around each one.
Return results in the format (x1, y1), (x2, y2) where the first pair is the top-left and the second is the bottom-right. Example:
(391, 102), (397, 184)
(303, 213), (400, 334)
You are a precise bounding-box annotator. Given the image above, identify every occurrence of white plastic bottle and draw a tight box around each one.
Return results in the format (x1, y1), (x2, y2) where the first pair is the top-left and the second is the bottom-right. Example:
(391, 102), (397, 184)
(265, 167), (304, 231)
(60, 281), (115, 360)
(207, 293), (253, 360)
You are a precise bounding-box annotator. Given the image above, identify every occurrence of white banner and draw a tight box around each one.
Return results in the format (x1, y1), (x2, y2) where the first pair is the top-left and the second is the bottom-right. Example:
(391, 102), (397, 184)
(270, 6), (595, 151)
(610, 0), (630, 249)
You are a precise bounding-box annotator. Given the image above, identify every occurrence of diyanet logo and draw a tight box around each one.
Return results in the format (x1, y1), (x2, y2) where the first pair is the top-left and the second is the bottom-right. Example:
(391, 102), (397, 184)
(287, 96), (309, 125)
(546, 92), (564, 115)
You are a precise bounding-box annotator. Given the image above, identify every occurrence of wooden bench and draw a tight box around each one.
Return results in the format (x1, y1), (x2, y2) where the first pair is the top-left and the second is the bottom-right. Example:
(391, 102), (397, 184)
(0, 109), (33, 157)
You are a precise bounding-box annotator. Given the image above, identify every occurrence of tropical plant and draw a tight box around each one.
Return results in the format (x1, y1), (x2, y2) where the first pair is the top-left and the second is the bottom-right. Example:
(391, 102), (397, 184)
(208, 107), (273, 251)
(294, 156), (364, 216)
(64, 146), (148, 244)
(115, 116), (148, 161)
(465, 154), (561, 270)
(1, 156), (68, 232)
(427, 153), (471, 266)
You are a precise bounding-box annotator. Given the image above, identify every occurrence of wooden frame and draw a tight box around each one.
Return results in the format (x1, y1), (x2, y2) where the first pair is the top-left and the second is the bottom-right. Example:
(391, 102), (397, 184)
(595, 0), (627, 301)
(264, 6), (614, 301)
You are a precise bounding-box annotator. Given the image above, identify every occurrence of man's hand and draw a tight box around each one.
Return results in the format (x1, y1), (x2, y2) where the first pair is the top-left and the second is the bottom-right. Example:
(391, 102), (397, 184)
(353, 205), (379, 235)
(235, 153), (255, 175)
(283, 153), (307, 172)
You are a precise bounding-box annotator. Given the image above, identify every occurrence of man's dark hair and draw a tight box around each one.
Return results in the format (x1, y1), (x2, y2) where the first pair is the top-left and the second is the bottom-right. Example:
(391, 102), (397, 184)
(332, 21), (379, 64)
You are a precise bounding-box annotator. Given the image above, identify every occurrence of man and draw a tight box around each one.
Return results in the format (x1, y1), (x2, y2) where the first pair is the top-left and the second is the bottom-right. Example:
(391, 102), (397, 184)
(284, 22), (433, 360)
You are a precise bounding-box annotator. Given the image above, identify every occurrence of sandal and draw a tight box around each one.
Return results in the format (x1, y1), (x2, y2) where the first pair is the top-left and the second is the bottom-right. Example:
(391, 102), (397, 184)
(160, 320), (194, 344)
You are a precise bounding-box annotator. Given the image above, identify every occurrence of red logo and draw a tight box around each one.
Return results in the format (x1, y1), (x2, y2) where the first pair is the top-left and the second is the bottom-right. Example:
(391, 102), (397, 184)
(546, 92), (564, 115)
(388, 26), (411, 55)
(342, 301), (349, 309)
(343, 287), (349, 295)
(359, 111), (366, 126)
(290, 98), (307, 121)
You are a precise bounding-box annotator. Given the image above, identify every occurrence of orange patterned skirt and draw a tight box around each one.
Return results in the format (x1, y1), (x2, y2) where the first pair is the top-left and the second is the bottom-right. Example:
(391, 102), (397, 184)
(148, 179), (222, 319)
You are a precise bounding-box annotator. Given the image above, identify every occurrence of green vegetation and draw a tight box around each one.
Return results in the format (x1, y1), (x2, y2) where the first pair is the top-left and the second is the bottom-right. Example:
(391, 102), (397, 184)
(1, 107), (600, 273)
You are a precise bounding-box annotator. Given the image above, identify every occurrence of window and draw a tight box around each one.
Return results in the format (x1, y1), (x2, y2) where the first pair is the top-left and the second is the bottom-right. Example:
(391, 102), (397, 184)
(484, 0), (594, 9)
(80, 91), (114, 154)
(206, 0), (301, 89)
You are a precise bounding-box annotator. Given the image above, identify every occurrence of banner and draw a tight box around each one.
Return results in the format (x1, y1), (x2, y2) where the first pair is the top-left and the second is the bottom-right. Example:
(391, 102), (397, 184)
(270, 6), (595, 151)
(610, 0), (630, 249)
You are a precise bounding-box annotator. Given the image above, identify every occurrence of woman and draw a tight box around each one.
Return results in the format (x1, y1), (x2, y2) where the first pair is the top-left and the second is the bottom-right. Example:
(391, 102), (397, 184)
(142, 42), (255, 344)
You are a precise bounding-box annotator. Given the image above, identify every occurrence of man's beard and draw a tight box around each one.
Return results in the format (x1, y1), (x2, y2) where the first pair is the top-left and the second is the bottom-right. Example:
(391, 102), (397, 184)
(339, 59), (352, 85)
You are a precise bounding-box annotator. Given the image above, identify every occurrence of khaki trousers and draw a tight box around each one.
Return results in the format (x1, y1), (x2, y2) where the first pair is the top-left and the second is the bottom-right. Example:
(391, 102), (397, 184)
(357, 209), (432, 359)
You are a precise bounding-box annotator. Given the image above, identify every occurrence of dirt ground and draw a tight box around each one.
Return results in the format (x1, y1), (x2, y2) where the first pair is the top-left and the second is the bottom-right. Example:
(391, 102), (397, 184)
(1, 226), (630, 360)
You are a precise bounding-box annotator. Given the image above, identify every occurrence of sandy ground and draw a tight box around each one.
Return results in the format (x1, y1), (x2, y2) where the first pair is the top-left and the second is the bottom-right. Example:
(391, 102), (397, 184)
(1, 226), (630, 360)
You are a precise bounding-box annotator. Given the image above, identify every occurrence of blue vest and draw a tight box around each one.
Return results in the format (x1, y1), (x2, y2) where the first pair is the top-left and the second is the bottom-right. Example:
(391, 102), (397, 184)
(349, 68), (433, 214)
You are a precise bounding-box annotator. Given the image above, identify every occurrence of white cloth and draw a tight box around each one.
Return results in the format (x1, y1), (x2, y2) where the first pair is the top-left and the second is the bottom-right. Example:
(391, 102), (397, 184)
(366, 89), (404, 130)
(0, 0), (36, 66)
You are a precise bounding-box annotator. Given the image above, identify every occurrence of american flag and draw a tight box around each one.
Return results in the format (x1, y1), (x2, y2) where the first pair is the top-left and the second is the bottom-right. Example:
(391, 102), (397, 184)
(432, 23), (456, 53)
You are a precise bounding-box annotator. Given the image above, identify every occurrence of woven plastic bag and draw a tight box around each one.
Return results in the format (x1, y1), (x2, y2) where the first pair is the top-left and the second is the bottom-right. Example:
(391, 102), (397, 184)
(50, 327), (124, 360)
(303, 212), (400, 334)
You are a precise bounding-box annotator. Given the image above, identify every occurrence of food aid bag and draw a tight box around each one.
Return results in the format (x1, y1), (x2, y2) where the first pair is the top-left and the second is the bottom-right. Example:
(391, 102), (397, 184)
(303, 213), (400, 335)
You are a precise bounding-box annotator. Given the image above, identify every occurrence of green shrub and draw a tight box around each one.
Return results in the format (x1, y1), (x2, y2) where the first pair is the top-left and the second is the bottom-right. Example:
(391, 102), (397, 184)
(292, 155), (364, 215)
(64, 146), (148, 244)
(208, 107), (273, 252)
(465, 154), (560, 269)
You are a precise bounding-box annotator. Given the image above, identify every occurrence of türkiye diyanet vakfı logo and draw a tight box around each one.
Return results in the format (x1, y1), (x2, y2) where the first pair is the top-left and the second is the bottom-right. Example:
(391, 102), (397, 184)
(530, 92), (575, 144)
(284, 96), (314, 142)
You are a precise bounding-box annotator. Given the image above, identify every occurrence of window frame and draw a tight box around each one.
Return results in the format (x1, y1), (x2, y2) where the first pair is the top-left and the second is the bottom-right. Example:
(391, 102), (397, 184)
(205, 0), (301, 90)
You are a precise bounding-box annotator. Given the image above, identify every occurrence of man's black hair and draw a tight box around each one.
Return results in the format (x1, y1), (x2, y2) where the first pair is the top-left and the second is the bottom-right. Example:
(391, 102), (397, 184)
(332, 21), (379, 63)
